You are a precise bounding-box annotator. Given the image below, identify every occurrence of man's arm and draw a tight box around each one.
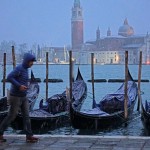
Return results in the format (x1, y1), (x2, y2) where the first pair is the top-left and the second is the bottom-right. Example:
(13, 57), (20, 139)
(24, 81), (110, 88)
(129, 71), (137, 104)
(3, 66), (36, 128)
(7, 67), (21, 88)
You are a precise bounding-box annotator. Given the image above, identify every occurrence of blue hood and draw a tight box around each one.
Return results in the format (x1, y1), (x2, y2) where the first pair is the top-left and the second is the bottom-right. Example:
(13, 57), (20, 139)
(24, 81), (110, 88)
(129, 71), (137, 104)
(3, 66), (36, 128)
(22, 53), (36, 68)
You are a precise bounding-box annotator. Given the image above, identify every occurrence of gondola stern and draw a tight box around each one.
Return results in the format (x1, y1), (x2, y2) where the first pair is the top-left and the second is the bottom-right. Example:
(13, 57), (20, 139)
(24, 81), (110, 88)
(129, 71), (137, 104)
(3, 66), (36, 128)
(92, 98), (97, 109)
(128, 69), (134, 81)
(30, 70), (36, 82)
(76, 67), (83, 81)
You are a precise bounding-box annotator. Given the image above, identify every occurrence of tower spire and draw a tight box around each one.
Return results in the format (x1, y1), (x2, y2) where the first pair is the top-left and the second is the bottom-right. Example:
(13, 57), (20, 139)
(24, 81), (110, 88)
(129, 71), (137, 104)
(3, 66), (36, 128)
(96, 26), (100, 40)
(124, 18), (128, 25)
(74, 0), (80, 7)
(107, 27), (111, 36)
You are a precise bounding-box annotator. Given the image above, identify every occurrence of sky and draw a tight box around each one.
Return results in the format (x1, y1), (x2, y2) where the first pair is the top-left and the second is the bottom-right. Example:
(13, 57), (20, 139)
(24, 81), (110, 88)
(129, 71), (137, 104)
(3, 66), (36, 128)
(0, 0), (150, 47)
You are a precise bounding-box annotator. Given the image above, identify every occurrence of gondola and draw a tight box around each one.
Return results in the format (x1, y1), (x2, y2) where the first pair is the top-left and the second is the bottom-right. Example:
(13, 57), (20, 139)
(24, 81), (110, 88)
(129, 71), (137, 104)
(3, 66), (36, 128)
(12, 68), (87, 131)
(70, 70), (138, 130)
(0, 70), (39, 123)
(141, 98), (150, 135)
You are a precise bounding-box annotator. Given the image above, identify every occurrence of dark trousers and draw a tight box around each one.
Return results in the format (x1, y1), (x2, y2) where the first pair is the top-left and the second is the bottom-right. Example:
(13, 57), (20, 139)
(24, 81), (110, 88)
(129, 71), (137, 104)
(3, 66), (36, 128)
(0, 95), (33, 136)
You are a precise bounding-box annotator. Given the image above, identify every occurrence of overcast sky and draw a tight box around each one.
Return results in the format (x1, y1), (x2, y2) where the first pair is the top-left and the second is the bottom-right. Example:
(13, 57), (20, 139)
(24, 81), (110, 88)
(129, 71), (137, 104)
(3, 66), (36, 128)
(0, 0), (150, 47)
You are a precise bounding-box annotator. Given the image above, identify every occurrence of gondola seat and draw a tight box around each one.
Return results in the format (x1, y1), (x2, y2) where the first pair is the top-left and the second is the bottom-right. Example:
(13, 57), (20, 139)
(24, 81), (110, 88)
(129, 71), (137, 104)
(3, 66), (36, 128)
(99, 96), (124, 114)
(39, 93), (67, 115)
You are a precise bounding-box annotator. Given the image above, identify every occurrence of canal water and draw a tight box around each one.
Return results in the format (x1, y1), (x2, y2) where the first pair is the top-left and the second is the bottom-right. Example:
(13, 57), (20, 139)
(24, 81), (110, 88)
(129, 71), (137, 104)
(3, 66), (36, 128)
(0, 64), (150, 136)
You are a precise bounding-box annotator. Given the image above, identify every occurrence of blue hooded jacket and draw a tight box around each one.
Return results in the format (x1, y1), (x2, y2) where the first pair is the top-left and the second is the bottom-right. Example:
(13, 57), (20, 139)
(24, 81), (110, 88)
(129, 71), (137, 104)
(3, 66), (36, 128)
(7, 53), (36, 97)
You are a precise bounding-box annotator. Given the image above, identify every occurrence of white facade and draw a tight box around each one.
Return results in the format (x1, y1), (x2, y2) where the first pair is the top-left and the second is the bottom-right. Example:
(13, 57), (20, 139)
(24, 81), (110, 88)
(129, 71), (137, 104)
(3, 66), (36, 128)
(77, 49), (144, 65)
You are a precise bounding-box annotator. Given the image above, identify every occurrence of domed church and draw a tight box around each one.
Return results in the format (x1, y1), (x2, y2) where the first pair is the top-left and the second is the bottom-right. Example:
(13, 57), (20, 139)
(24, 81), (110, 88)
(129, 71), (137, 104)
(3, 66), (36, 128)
(79, 18), (150, 65)
(118, 18), (134, 37)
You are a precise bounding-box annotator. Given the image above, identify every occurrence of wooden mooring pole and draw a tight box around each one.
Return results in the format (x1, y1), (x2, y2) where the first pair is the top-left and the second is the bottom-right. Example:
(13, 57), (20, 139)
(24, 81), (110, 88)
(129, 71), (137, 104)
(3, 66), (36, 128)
(46, 52), (48, 100)
(91, 53), (95, 100)
(69, 51), (73, 102)
(137, 51), (142, 111)
(91, 53), (98, 129)
(72, 59), (75, 82)
(3, 53), (6, 97)
(12, 46), (16, 69)
(124, 51), (128, 119)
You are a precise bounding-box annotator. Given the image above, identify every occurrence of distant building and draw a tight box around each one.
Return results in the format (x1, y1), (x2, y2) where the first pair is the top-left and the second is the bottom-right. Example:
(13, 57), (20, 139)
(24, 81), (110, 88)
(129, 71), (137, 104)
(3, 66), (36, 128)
(71, 0), (84, 50)
(35, 1), (150, 65)
(39, 46), (70, 64)
(78, 18), (150, 64)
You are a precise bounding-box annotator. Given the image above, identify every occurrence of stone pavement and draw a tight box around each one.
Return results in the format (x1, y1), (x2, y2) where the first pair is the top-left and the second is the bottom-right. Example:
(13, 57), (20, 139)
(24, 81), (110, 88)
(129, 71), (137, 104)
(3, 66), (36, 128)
(0, 135), (150, 150)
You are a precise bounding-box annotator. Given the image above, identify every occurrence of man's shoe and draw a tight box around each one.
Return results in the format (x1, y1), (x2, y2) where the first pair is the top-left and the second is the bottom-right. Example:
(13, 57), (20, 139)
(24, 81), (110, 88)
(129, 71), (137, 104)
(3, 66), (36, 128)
(26, 136), (39, 143)
(0, 135), (7, 143)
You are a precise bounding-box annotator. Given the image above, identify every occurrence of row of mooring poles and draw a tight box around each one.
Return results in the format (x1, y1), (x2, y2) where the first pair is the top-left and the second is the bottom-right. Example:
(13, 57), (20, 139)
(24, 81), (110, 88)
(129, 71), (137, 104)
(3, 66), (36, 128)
(27, 51), (142, 119)
(2, 49), (143, 118)
(3, 50), (75, 102)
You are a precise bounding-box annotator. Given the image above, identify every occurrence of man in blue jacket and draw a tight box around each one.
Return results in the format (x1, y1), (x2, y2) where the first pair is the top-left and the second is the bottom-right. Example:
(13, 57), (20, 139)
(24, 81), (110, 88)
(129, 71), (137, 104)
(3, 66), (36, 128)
(0, 53), (39, 143)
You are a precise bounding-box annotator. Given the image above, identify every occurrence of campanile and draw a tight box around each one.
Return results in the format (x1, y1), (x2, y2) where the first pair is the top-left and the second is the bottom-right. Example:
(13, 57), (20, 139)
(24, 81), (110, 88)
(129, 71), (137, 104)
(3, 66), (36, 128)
(71, 0), (84, 50)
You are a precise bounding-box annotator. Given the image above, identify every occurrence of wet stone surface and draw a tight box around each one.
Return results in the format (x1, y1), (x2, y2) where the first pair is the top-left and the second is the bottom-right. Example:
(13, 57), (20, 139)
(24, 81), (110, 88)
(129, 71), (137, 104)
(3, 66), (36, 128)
(0, 135), (150, 150)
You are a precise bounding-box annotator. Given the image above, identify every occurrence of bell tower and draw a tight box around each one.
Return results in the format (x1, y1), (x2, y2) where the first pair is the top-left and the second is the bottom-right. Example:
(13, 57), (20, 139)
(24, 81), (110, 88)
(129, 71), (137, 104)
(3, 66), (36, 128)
(71, 0), (84, 50)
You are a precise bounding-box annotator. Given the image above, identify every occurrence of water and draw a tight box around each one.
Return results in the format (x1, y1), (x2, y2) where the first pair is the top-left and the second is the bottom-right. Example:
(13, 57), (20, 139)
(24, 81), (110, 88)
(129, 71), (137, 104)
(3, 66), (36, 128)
(0, 64), (150, 136)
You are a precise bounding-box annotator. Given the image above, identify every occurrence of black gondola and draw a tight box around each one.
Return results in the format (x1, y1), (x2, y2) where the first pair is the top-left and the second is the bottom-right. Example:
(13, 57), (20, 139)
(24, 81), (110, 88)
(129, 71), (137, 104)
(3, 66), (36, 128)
(0, 70), (39, 123)
(12, 68), (87, 131)
(70, 70), (138, 130)
(141, 98), (150, 135)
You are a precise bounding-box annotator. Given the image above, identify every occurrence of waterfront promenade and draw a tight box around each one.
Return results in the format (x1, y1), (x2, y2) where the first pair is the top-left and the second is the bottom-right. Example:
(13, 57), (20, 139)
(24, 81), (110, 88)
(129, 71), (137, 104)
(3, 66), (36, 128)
(0, 135), (150, 150)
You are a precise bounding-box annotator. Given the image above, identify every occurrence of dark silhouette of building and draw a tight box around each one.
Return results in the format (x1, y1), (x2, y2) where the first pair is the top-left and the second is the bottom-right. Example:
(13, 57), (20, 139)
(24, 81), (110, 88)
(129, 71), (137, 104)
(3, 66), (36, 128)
(71, 0), (84, 50)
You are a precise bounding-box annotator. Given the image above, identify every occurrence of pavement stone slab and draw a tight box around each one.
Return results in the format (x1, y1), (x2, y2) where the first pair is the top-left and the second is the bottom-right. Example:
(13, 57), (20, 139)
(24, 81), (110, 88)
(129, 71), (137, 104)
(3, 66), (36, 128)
(44, 148), (66, 150)
(58, 139), (77, 143)
(66, 148), (89, 150)
(117, 142), (144, 148)
(1, 135), (150, 150)
(98, 138), (121, 142)
(4, 147), (21, 150)
(112, 147), (142, 150)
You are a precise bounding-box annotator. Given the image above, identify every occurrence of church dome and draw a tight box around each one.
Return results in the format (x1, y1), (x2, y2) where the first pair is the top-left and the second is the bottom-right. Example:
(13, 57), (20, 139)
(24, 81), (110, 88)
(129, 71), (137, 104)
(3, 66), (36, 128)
(118, 18), (134, 37)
